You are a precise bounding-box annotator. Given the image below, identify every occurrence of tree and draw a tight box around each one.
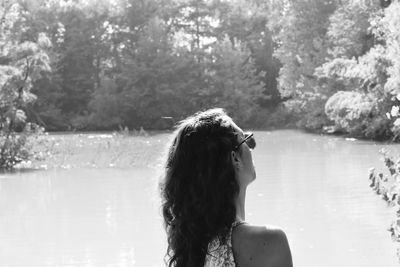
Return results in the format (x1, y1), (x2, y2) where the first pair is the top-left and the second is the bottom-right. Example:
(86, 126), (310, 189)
(0, 1), (51, 169)
(316, 1), (400, 140)
(216, 0), (282, 108)
(270, 0), (337, 130)
(13, 0), (121, 130)
(273, 0), (336, 98)
(200, 37), (265, 126)
(169, 0), (218, 51)
(327, 1), (376, 59)
(88, 0), (266, 130)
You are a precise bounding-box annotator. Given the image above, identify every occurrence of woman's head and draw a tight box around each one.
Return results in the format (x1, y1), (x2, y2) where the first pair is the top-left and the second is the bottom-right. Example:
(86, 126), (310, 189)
(160, 108), (255, 267)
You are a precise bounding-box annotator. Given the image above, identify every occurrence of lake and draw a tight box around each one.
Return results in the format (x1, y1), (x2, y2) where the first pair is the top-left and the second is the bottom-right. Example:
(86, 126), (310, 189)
(0, 130), (398, 266)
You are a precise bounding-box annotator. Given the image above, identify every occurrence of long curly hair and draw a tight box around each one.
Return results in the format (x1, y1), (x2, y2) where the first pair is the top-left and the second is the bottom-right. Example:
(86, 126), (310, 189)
(160, 108), (241, 267)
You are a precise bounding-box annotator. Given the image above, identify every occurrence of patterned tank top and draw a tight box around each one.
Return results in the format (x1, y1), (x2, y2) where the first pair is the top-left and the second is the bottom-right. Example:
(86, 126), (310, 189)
(204, 221), (247, 267)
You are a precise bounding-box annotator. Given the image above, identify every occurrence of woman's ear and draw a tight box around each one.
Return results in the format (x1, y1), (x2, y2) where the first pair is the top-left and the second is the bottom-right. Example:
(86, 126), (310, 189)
(231, 150), (241, 169)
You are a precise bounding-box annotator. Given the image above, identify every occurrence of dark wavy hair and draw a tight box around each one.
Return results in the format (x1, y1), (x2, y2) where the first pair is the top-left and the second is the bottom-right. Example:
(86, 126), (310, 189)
(160, 108), (241, 267)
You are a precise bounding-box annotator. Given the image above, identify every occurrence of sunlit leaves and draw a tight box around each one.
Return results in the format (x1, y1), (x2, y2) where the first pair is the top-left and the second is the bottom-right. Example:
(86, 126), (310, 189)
(273, 0), (336, 96)
(306, 1), (400, 139)
(370, 150), (400, 259)
(325, 91), (378, 133)
(0, 1), (51, 169)
(327, 1), (378, 58)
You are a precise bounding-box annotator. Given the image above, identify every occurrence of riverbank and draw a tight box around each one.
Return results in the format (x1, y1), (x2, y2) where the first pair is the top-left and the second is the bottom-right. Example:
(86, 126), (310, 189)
(18, 127), (399, 172)
(17, 132), (171, 170)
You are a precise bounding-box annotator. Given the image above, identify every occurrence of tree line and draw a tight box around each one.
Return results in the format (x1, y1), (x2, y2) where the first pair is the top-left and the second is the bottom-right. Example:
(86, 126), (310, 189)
(1, 0), (283, 133)
(1, 0), (400, 140)
(273, 0), (400, 140)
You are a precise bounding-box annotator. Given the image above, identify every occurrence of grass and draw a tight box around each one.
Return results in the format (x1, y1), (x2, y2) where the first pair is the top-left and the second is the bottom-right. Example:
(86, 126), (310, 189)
(17, 131), (170, 170)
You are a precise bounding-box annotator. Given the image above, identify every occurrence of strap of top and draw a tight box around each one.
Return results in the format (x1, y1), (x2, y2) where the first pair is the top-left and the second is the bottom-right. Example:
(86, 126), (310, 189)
(227, 221), (247, 247)
(232, 220), (247, 229)
(204, 221), (248, 267)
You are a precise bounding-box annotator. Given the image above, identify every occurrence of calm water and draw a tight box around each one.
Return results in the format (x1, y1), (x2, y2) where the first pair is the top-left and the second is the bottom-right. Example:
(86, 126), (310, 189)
(0, 130), (399, 266)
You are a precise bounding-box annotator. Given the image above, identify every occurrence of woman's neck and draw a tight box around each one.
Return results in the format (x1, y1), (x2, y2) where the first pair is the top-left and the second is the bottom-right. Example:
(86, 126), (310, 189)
(235, 187), (246, 222)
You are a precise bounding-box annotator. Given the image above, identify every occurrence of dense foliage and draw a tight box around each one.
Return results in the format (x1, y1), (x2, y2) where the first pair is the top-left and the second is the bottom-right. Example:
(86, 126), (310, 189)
(370, 151), (400, 260)
(3, 0), (282, 131)
(1, 0), (400, 138)
(0, 1), (50, 169)
(272, 0), (400, 140)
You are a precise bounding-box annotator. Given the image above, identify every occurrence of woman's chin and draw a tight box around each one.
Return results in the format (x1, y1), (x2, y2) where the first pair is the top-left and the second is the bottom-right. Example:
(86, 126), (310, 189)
(252, 167), (256, 181)
(250, 172), (256, 183)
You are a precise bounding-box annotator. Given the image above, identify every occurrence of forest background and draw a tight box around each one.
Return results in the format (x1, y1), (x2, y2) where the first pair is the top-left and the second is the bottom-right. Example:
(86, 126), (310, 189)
(1, 0), (400, 138)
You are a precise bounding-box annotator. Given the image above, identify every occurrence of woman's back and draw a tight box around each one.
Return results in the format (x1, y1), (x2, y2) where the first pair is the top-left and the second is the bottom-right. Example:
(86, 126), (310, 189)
(204, 222), (293, 267)
(231, 224), (293, 267)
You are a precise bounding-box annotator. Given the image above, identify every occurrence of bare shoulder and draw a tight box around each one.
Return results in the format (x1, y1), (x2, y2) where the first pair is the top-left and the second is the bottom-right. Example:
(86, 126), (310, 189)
(232, 224), (293, 267)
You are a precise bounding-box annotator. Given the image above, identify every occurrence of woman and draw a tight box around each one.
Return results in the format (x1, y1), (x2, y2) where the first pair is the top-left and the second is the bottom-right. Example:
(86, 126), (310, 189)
(160, 108), (293, 267)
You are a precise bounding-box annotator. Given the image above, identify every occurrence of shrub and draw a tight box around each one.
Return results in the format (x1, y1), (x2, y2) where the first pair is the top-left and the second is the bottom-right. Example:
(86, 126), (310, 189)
(0, 8), (51, 169)
(325, 91), (382, 137)
(284, 91), (330, 132)
(370, 151), (400, 260)
(0, 124), (45, 169)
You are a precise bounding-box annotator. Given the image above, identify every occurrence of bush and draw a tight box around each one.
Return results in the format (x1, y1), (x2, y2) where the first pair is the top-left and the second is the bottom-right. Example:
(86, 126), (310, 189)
(370, 151), (400, 260)
(0, 12), (52, 169)
(0, 123), (45, 169)
(325, 91), (383, 137)
(284, 91), (330, 132)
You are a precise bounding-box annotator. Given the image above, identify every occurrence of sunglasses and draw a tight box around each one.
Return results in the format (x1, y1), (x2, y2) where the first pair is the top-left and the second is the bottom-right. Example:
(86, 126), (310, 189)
(233, 132), (256, 150)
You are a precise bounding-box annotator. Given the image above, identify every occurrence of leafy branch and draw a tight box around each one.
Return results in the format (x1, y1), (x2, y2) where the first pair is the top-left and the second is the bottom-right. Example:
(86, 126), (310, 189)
(369, 150), (400, 260)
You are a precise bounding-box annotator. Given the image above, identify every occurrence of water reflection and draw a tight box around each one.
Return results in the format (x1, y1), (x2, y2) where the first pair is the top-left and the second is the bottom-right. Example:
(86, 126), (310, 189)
(0, 168), (165, 266)
(249, 130), (398, 266)
(0, 130), (399, 266)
